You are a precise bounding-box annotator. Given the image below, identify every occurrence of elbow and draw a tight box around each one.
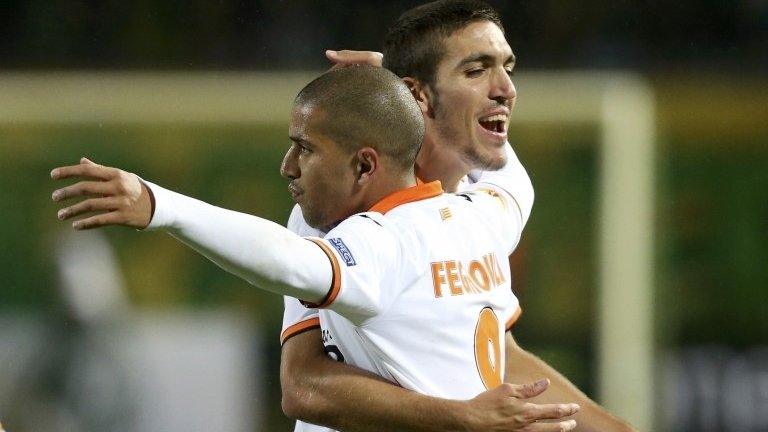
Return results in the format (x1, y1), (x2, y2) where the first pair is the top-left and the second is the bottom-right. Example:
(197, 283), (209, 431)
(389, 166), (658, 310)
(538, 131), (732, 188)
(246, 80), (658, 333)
(281, 386), (306, 420)
(280, 329), (332, 422)
(280, 366), (326, 422)
(280, 368), (314, 420)
(281, 378), (329, 424)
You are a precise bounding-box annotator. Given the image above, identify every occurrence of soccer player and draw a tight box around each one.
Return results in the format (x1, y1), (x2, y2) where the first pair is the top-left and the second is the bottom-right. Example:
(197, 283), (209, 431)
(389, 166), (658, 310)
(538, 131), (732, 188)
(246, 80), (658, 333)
(279, 1), (637, 432)
(52, 66), (578, 431)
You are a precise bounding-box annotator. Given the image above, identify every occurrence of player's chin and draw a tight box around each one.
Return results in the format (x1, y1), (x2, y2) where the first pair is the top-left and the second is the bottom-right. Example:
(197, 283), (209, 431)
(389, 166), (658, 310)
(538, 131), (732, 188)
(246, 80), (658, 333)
(483, 150), (507, 171)
(472, 142), (507, 171)
(302, 206), (336, 231)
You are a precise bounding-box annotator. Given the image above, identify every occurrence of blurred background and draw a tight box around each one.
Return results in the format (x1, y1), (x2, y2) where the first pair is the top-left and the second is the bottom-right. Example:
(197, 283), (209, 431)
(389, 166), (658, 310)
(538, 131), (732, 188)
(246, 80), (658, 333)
(1, 0), (766, 431)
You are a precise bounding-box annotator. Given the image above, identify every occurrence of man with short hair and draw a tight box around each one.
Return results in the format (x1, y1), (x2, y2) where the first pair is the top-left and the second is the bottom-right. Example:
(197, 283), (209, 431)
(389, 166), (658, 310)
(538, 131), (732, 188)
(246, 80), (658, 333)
(52, 65), (577, 432)
(279, 1), (637, 431)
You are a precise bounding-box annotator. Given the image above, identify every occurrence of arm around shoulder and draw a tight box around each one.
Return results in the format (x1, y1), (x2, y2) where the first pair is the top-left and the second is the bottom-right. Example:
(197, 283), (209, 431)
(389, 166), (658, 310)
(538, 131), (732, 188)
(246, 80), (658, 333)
(504, 333), (638, 432)
(280, 329), (474, 432)
(280, 329), (585, 432)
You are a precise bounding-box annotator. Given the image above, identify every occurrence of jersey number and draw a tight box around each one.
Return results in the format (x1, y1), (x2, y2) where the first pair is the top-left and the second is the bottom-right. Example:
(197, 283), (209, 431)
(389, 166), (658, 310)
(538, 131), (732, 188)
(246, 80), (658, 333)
(324, 344), (345, 363)
(474, 307), (502, 389)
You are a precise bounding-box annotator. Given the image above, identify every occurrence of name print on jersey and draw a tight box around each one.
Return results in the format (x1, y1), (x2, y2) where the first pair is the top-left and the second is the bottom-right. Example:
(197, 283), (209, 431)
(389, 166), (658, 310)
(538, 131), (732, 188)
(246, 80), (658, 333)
(431, 253), (506, 298)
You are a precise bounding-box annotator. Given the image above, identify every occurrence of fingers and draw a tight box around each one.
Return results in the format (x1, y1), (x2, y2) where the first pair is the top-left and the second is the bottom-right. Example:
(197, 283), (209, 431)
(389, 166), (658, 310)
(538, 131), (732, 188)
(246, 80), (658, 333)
(51, 161), (116, 181)
(51, 159), (151, 230)
(52, 180), (113, 202)
(529, 419), (578, 432)
(57, 196), (123, 220)
(508, 378), (550, 399)
(71, 211), (124, 230)
(526, 402), (581, 421)
(325, 49), (383, 68)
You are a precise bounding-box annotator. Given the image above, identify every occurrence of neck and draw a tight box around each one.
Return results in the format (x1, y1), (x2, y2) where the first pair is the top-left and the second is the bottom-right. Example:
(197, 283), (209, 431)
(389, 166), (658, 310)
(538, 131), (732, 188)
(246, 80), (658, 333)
(414, 137), (470, 193)
(357, 171), (418, 213)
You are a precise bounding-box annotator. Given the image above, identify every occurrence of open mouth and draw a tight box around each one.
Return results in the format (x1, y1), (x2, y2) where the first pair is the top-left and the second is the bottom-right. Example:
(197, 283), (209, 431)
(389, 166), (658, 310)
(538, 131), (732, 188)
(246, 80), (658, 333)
(478, 114), (507, 134)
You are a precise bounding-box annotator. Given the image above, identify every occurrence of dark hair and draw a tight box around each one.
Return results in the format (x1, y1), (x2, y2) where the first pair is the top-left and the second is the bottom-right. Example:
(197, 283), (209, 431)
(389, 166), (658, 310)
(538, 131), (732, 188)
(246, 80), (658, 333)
(382, 0), (503, 88)
(294, 66), (424, 170)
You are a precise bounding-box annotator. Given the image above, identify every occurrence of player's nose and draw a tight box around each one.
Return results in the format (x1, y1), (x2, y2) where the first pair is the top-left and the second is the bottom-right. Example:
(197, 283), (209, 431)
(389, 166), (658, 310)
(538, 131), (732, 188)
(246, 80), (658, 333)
(489, 68), (515, 106)
(280, 147), (300, 180)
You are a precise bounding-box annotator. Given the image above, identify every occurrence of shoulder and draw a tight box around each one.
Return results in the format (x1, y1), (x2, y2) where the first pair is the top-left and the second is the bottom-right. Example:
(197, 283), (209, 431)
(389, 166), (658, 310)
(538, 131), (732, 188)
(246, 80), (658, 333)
(326, 212), (394, 243)
(323, 212), (401, 263)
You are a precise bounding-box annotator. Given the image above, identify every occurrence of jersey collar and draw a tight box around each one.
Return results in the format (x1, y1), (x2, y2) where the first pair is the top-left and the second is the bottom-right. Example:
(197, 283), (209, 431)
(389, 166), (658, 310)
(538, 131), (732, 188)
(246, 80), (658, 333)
(369, 181), (443, 214)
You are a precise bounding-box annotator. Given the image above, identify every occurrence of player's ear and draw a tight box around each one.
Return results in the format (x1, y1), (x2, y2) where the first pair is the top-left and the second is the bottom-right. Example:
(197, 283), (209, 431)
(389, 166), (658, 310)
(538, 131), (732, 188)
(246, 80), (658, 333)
(402, 77), (433, 118)
(355, 147), (379, 183)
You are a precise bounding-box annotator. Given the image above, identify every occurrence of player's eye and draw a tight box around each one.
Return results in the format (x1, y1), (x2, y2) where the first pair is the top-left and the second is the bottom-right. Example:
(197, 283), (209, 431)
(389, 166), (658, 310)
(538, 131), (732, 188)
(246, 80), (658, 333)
(504, 67), (515, 77)
(289, 142), (309, 156)
(292, 142), (309, 153)
(466, 68), (485, 78)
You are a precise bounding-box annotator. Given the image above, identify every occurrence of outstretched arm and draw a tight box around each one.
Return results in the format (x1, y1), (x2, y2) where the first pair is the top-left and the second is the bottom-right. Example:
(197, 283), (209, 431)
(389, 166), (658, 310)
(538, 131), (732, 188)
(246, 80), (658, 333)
(282, 329), (580, 432)
(51, 158), (332, 304)
(503, 333), (637, 432)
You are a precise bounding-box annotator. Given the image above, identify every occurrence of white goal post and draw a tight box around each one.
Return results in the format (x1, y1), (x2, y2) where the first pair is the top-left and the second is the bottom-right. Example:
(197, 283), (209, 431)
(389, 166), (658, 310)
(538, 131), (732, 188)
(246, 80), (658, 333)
(514, 73), (656, 432)
(0, 71), (655, 430)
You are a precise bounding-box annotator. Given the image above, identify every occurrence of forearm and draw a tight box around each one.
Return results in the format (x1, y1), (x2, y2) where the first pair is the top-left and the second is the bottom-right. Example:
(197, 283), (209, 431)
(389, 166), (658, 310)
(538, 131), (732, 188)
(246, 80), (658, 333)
(504, 334), (636, 432)
(282, 331), (470, 432)
(144, 181), (331, 303)
(290, 364), (469, 432)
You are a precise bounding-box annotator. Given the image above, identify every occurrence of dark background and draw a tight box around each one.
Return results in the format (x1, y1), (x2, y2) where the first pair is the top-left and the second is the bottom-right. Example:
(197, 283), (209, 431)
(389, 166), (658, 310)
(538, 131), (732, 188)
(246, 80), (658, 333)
(1, 0), (766, 72)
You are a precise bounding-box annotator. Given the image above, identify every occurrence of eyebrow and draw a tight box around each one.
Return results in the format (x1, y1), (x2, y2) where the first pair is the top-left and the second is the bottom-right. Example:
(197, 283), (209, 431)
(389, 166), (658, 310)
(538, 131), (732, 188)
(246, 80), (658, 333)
(457, 52), (516, 68)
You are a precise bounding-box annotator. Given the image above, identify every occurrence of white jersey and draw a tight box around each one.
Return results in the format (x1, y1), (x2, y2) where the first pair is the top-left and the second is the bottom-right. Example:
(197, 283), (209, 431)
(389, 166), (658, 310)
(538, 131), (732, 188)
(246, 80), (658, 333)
(282, 143), (533, 432)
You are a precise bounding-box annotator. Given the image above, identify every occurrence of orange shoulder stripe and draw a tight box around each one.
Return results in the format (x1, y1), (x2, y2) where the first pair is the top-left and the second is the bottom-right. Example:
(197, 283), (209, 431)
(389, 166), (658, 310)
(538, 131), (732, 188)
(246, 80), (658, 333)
(302, 238), (342, 309)
(280, 317), (320, 345)
(505, 307), (523, 331)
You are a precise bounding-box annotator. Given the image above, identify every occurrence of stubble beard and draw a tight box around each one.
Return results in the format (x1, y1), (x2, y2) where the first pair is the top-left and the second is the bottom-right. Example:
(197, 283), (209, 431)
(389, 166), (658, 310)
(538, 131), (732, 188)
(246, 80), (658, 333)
(431, 97), (507, 172)
(299, 200), (329, 232)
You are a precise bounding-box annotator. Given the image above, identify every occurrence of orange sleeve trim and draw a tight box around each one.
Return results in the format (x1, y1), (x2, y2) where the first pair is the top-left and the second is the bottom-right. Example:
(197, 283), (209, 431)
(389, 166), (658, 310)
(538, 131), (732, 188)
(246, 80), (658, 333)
(302, 238), (342, 309)
(280, 317), (320, 345)
(505, 307), (522, 331)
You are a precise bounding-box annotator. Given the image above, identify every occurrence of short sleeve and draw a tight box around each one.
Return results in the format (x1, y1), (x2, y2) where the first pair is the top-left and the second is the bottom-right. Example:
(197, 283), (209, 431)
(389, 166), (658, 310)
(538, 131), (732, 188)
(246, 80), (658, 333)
(505, 306), (523, 331)
(280, 296), (320, 345)
(304, 214), (400, 325)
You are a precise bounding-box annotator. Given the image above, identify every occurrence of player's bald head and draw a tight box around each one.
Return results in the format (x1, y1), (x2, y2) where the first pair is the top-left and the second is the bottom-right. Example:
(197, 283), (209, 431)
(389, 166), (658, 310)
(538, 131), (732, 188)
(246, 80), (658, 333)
(294, 66), (424, 171)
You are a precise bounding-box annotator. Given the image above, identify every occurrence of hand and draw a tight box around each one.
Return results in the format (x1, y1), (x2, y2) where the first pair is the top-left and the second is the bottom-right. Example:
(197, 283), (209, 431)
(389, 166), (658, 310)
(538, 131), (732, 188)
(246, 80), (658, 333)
(461, 379), (580, 432)
(51, 157), (152, 230)
(325, 49), (383, 70)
